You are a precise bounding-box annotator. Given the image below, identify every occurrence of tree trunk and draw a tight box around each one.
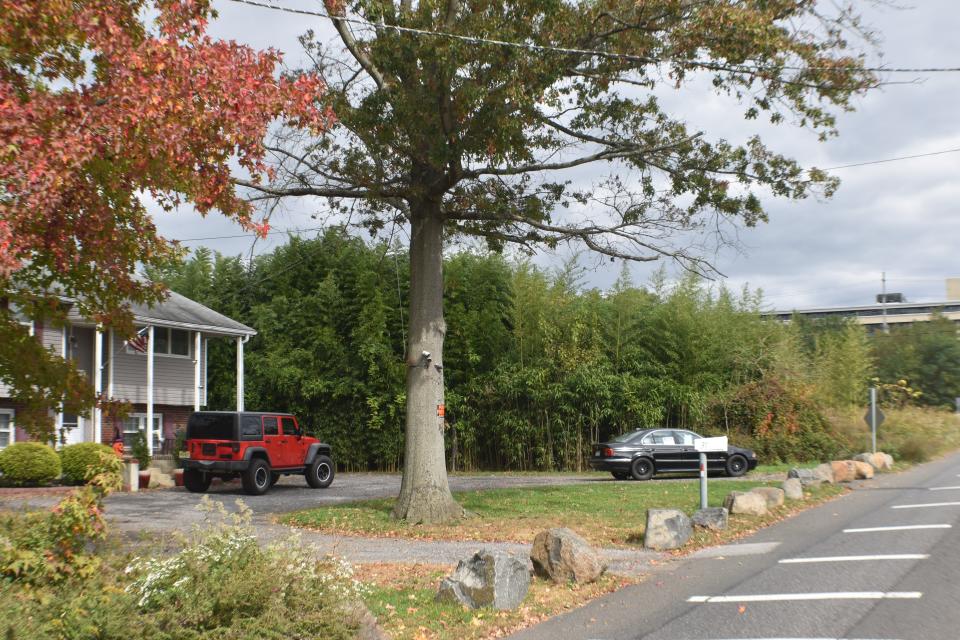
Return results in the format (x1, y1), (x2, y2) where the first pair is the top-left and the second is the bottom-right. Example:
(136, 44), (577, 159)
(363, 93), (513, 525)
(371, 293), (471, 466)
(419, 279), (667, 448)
(391, 208), (463, 523)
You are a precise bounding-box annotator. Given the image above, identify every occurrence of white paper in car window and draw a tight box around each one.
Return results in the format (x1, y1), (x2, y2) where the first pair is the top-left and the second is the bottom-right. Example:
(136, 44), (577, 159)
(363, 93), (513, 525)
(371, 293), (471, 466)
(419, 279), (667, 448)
(662, 436), (675, 445)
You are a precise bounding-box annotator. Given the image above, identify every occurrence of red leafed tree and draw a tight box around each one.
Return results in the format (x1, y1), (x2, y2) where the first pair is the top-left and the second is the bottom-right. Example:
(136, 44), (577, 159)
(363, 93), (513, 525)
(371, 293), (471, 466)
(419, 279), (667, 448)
(0, 0), (331, 438)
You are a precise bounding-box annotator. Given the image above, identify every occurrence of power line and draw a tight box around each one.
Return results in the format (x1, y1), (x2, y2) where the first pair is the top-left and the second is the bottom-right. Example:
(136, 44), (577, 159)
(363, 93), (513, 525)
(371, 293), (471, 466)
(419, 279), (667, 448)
(174, 225), (325, 242)
(225, 0), (960, 75)
(821, 147), (960, 171)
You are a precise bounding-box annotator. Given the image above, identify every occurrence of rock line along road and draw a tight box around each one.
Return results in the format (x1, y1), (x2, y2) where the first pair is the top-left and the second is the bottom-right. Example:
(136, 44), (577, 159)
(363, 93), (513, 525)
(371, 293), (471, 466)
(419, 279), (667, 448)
(508, 451), (960, 640)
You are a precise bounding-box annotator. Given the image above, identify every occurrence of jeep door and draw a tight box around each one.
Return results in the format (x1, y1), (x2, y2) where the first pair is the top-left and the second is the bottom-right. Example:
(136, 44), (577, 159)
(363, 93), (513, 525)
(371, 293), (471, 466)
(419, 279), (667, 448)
(279, 416), (305, 467)
(261, 415), (285, 467)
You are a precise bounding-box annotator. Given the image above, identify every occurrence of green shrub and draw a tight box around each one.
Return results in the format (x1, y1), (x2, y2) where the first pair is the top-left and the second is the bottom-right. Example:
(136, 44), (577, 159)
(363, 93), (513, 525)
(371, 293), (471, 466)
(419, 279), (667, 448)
(130, 430), (151, 469)
(0, 442), (61, 486)
(60, 442), (115, 484)
(710, 376), (844, 463)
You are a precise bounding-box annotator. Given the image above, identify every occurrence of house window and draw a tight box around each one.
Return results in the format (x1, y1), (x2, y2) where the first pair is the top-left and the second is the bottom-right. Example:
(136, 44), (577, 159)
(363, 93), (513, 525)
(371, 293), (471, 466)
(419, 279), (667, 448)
(0, 410), (14, 449)
(126, 328), (191, 357)
(122, 413), (163, 450)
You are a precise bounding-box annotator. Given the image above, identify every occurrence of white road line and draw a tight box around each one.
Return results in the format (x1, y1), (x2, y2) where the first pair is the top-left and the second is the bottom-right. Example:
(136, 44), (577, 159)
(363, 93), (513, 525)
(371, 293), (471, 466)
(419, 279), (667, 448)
(892, 501), (960, 509)
(779, 554), (928, 564)
(844, 524), (952, 533)
(687, 591), (922, 603)
(929, 485), (960, 491)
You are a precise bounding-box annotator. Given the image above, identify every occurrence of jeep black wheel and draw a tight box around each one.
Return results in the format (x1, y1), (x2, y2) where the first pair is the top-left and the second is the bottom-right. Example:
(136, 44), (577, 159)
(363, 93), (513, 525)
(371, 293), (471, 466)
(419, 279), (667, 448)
(306, 455), (335, 489)
(726, 454), (748, 478)
(611, 471), (630, 480)
(630, 457), (654, 481)
(242, 458), (272, 495)
(183, 469), (211, 493)
(270, 473), (281, 486)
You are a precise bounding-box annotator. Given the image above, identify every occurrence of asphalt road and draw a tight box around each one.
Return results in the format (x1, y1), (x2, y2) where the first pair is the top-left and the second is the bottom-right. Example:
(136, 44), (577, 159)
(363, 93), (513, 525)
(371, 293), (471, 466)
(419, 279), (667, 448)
(510, 451), (960, 640)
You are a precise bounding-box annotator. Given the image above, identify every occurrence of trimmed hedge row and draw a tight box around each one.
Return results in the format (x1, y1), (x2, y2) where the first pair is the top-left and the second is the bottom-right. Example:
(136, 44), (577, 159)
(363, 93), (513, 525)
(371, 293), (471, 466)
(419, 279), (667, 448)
(0, 443), (61, 485)
(60, 443), (115, 485)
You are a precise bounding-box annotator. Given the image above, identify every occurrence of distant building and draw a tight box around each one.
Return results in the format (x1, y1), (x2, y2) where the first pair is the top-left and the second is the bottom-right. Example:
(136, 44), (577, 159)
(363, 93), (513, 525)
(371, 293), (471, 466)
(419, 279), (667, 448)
(1, 290), (255, 454)
(769, 277), (960, 331)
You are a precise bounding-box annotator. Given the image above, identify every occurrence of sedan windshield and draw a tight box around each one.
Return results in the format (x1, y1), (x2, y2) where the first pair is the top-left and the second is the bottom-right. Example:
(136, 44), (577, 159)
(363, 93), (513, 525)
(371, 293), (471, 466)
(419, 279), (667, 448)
(610, 430), (643, 443)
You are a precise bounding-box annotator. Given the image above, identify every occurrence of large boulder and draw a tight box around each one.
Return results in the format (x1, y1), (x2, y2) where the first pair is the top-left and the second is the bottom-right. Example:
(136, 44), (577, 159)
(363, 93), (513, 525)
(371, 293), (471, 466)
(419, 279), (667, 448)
(530, 528), (606, 584)
(436, 549), (529, 610)
(751, 486), (785, 508)
(148, 467), (175, 489)
(691, 507), (728, 531)
(644, 509), (693, 550)
(814, 463), (835, 484)
(831, 460), (857, 483)
(853, 461), (875, 479)
(723, 491), (768, 517)
(782, 478), (804, 501)
(879, 452), (895, 470)
(854, 452), (895, 471)
(788, 468), (823, 487)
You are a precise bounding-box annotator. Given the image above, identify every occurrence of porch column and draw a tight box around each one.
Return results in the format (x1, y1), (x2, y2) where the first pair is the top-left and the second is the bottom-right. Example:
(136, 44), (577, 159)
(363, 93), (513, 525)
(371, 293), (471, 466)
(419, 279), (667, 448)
(107, 328), (114, 398)
(193, 331), (202, 411)
(146, 325), (154, 457)
(236, 336), (245, 412)
(94, 327), (103, 443)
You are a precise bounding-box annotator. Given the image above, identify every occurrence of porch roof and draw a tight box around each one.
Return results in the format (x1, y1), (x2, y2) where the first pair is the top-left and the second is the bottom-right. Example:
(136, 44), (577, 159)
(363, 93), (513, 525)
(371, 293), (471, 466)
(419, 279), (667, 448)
(128, 290), (256, 337)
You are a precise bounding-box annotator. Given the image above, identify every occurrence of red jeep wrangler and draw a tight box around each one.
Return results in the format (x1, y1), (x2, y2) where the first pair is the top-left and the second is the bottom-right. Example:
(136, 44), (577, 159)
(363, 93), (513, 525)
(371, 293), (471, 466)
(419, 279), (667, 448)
(181, 411), (334, 496)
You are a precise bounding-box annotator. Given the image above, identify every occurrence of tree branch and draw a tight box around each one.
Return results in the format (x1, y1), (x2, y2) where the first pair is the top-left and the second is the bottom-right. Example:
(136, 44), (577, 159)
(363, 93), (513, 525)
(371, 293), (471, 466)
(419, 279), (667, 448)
(329, 16), (392, 91)
(463, 133), (702, 178)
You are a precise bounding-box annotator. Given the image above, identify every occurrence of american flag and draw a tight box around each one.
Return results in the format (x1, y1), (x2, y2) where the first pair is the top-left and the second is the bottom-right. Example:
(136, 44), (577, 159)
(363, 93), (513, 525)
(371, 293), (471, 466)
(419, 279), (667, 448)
(125, 326), (149, 353)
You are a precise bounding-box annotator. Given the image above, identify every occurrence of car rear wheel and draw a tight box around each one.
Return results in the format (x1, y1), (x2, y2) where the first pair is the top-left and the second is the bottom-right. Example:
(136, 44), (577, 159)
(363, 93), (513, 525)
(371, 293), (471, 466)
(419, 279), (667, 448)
(242, 458), (272, 495)
(726, 454), (748, 477)
(630, 457), (654, 481)
(306, 455), (335, 489)
(183, 468), (211, 493)
(611, 471), (630, 480)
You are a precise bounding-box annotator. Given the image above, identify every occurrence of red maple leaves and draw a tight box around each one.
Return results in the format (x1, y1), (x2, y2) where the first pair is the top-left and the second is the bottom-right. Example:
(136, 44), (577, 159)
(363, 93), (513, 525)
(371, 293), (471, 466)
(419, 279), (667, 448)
(0, 0), (332, 318)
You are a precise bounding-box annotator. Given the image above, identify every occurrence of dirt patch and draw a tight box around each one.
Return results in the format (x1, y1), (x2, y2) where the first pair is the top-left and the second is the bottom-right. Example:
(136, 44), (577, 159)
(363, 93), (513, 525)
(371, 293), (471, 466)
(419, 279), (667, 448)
(0, 486), (75, 500)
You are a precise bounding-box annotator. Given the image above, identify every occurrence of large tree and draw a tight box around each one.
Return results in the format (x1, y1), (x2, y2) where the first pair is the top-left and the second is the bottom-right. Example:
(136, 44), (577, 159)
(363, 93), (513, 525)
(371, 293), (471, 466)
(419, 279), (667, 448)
(0, 0), (330, 437)
(237, 0), (879, 523)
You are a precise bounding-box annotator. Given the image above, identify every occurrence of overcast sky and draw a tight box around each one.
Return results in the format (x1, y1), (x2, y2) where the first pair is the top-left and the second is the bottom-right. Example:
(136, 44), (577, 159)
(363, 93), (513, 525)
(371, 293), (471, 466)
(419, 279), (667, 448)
(152, 0), (960, 311)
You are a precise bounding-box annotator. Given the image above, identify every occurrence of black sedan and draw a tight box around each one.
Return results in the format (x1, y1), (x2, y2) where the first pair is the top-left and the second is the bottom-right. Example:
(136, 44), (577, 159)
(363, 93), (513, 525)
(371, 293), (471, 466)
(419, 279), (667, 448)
(589, 428), (758, 480)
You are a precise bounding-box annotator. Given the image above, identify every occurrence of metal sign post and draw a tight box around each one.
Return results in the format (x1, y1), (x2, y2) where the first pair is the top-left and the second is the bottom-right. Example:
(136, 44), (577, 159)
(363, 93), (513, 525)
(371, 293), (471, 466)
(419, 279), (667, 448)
(694, 436), (728, 510)
(863, 388), (885, 454)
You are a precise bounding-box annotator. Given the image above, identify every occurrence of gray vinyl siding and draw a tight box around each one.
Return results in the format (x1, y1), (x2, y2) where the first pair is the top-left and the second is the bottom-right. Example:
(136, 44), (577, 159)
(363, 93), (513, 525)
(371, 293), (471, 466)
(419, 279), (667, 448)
(109, 332), (205, 406)
(40, 321), (63, 355)
(0, 320), (64, 398)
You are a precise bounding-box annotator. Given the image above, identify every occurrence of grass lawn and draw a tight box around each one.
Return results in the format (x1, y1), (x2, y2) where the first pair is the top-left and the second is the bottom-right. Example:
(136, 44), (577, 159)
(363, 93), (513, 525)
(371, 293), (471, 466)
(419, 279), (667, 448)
(336, 479), (848, 640)
(284, 478), (846, 548)
(358, 563), (633, 640)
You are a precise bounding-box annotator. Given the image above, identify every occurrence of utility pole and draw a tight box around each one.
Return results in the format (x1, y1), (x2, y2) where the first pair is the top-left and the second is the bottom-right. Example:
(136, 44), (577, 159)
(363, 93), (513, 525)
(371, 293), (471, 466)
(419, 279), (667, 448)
(881, 271), (889, 333)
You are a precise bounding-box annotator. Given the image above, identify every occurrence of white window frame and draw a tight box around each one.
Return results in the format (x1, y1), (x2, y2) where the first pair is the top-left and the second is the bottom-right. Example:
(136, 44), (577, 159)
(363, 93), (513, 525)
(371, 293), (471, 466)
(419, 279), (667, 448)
(0, 409), (15, 449)
(122, 413), (163, 450)
(125, 326), (192, 359)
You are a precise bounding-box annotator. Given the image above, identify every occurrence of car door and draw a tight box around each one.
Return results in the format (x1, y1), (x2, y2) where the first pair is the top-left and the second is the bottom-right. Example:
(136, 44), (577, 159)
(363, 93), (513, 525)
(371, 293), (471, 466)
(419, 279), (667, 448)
(646, 429), (684, 471)
(673, 430), (701, 471)
(279, 416), (305, 467)
(261, 415), (284, 467)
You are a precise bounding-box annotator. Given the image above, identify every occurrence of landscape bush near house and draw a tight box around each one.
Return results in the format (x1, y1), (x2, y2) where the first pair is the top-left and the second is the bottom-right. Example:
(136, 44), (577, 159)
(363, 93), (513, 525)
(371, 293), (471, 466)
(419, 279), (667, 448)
(151, 232), (960, 470)
(0, 442), (62, 486)
(0, 451), (120, 584)
(130, 430), (151, 470)
(59, 442), (116, 485)
(0, 495), (364, 640)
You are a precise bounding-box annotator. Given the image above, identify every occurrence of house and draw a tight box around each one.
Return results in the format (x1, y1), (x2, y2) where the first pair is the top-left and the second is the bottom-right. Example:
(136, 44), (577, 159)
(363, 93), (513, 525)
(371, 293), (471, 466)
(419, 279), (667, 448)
(0, 291), (255, 455)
